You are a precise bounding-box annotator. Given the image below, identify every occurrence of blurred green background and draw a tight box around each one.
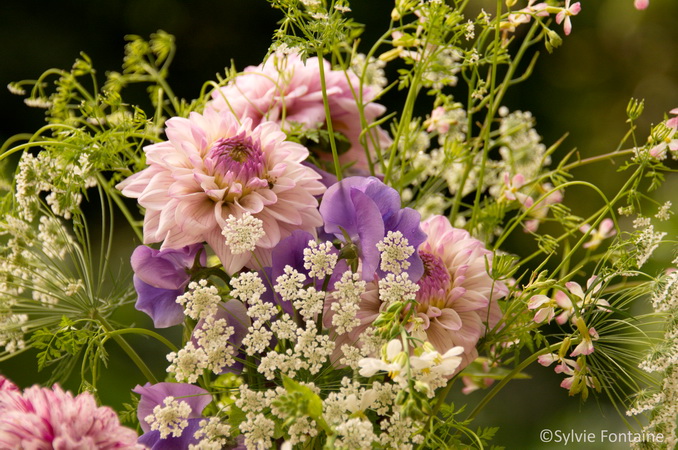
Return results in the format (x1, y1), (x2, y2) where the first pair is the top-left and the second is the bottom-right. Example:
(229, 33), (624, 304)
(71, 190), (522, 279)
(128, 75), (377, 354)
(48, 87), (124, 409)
(1, 1), (676, 448)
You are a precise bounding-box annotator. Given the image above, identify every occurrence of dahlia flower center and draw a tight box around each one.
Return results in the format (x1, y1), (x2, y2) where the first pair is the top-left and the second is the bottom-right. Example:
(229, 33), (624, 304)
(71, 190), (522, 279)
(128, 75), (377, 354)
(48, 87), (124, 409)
(417, 251), (451, 301)
(207, 136), (265, 182)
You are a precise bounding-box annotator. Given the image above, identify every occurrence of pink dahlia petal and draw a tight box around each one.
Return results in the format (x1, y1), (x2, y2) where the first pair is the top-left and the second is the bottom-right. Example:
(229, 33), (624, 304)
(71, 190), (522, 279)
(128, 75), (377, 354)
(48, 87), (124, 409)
(0, 381), (140, 449)
(118, 110), (325, 275)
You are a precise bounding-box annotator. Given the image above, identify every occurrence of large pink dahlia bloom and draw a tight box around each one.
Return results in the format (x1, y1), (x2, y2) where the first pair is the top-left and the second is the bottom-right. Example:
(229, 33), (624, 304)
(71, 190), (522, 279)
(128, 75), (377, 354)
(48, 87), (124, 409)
(207, 52), (390, 172)
(327, 215), (507, 372)
(117, 109), (326, 274)
(413, 215), (508, 370)
(0, 376), (140, 449)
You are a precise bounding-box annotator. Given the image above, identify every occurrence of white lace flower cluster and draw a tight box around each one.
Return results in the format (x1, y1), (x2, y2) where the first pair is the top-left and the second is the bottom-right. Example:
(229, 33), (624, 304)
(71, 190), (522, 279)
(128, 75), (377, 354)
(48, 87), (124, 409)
(167, 280), (239, 382)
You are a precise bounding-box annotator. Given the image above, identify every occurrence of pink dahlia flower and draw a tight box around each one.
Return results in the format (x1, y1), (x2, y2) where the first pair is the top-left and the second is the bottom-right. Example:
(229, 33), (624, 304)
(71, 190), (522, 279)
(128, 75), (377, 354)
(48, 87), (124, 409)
(207, 52), (390, 172)
(117, 109), (326, 274)
(0, 379), (140, 449)
(408, 215), (508, 370)
(326, 215), (508, 373)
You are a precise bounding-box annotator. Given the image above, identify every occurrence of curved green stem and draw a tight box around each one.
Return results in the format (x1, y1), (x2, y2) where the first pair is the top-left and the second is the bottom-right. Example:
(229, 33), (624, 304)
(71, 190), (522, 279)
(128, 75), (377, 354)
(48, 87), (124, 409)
(95, 312), (159, 384)
(104, 328), (179, 353)
(465, 342), (561, 423)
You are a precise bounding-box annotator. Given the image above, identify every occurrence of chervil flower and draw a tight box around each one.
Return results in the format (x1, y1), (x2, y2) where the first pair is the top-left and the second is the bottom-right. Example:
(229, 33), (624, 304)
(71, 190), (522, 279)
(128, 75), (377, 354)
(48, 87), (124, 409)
(117, 109), (325, 274)
(555, 1), (582, 36)
(0, 378), (140, 449)
(131, 244), (206, 328)
(207, 51), (390, 173)
(133, 382), (212, 449)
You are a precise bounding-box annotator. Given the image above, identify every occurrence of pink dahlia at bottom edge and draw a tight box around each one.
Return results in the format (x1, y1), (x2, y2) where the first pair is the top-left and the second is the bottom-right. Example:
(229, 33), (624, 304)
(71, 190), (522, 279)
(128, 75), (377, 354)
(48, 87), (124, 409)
(330, 215), (508, 372)
(0, 375), (141, 449)
(207, 52), (391, 172)
(117, 109), (326, 274)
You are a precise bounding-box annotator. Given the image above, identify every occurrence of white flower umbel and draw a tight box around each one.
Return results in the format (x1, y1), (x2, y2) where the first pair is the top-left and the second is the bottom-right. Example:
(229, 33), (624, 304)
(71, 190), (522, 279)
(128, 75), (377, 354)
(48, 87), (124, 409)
(229, 271), (266, 302)
(0, 312), (29, 354)
(294, 320), (335, 374)
(634, 223), (666, 268)
(189, 417), (231, 450)
(379, 412), (424, 449)
(145, 396), (192, 439)
(240, 412), (275, 449)
(287, 417), (318, 446)
(303, 240), (337, 279)
(274, 266), (305, 302)
(166, 341), (208, 383)
(242, 320), (273, 356)
(270, 313), (298, 340)
(378, 272), (420, 305)
(377, 231), (415, 275)
(176, 279), (221, 320)
(193, 315), (237, 374)
(334, 418), (377, 450)
(246, 296), (279, 322)
(293, 287), (325, 321)
(236, 384), (271, 414)
(222, 212), (265, 255)
(330, 270), (365, 335)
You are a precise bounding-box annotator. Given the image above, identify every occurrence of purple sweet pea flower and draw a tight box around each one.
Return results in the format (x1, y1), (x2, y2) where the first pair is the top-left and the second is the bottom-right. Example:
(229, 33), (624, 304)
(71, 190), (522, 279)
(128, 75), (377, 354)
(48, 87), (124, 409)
(133, 382), (211, 449)
(319, 176), (426, 282)
(131, 244), (206, 328)
(260, 230), (348, 315)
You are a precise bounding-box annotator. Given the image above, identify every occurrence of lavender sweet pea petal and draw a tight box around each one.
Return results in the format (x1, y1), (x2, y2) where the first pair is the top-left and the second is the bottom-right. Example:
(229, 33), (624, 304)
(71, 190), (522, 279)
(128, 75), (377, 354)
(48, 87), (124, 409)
(138, 418), (202, 449)
(133, 382), (211, 433)
(271, 230), (314, 283)
(361, 177), (402, 219)
(350, 188), (386, 281)
(133, 276), (186, 328)
(131, 244), (205, 290)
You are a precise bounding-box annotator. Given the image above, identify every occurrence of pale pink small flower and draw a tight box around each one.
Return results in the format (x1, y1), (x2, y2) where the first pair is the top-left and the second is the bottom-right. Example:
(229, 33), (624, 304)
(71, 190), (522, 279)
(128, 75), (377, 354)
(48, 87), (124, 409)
(554, 276), (611, 324)
(0, 380), (140, 449)
(580, 218), (617, 250)
(634, 0), (649, 10)
(666, 108), (678, 128)
(117, 109), (325, 274)
(425, 106), (450, 134)
(524, 183), (563, 233)
(570, 324), (599, 357)
(528, 294), (555, 323)
(502, 172), (534, 208)
(555, 1), (582, 36)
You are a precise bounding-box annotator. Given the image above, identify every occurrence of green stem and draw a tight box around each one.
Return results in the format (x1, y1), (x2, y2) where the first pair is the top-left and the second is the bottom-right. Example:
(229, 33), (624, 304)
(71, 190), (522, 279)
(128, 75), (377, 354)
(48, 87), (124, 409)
(316, 49), (343, 181)
(465, 342), (561, 423)
(96, 312), (159, 384)
(104, 328), (179, 353)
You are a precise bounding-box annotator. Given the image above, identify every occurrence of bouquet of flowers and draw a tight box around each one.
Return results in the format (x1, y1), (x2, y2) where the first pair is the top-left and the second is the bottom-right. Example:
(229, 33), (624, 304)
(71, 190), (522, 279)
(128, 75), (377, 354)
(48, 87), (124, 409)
(1, 0), (676, 448)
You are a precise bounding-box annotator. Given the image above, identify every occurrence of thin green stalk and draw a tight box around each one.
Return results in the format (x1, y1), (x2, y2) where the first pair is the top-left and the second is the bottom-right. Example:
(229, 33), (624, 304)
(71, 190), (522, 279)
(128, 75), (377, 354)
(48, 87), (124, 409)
(465, 342), (562, 423)
(104, 328), (179, 353)
(96, 312), (159, 384)
(316, 49), (343, 181)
